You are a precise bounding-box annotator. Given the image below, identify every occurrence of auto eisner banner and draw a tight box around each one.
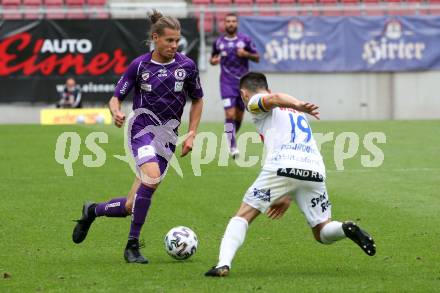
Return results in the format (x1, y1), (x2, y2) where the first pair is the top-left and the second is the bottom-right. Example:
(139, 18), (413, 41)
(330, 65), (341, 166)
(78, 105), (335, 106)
(0, 19), (199, 102)
(239, 16), (440, 72)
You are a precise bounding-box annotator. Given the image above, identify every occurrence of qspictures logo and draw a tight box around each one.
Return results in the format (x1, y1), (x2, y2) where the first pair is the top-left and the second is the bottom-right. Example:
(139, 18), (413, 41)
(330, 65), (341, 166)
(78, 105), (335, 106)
(0, 32), (128, 76)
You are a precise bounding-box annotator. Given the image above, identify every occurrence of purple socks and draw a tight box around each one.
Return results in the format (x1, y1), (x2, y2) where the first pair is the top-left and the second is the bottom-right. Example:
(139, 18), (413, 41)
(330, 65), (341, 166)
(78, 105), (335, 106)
(235, 120), (242, 133)
(225, 118), (237, 150)
(128, 184), (155, 240)
(95, 197), (128, 217)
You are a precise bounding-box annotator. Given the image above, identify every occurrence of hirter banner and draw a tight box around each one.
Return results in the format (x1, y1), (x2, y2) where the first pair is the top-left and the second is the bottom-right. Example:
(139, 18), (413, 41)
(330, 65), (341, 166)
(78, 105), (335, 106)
(0, 19), (199, 103)
(239, 16), (440, 72)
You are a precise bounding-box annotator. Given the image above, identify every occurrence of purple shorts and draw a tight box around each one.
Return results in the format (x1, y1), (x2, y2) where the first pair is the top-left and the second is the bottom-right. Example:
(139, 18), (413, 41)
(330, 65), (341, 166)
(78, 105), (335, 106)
(222, 95), (245, 111)
(130, 122), (176, 175)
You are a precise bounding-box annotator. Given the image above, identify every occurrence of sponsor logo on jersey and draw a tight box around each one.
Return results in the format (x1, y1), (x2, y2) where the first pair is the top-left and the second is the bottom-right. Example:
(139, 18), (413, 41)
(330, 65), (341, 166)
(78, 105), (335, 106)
(174, 69), (186, 81)
(120, 81), (129, 94)
(277, 168), (324, 182)
(141, 72), (150, 81)
(253, 188), (271, 202)
(140, 83), (152, 92)
(174, 81), (184, 92)
(158, 68), (168, 78)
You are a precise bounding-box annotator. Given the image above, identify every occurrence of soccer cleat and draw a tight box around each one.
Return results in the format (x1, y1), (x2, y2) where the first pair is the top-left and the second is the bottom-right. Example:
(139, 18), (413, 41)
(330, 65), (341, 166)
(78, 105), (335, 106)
(72, 202), (97, 244)
(204, 265), (230, 277)
(230, 148), (240, 160)
(124, 238), (149, 264)
(342, 221), (376, 256)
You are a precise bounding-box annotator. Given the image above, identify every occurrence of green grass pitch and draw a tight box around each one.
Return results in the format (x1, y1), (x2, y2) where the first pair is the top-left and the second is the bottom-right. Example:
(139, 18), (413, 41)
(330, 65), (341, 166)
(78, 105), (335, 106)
(0, 120), (439, 292)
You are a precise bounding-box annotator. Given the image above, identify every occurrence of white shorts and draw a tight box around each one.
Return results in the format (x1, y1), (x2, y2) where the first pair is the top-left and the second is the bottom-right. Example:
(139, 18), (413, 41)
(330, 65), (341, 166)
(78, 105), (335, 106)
(243, 168), (331, 228)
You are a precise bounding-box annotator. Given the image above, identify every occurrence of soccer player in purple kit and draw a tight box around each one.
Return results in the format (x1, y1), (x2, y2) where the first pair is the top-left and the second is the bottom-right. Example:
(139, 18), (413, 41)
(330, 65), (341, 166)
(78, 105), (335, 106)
(210, 13), (260, 158)
(72, 10), (204, 264)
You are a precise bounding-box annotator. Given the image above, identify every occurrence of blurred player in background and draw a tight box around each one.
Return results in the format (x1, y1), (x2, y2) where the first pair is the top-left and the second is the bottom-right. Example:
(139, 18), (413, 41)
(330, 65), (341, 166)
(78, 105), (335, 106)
(56, 77), (82, 108)
(205, 72), (376, 277)
(72, 10), (204, 264)
(210, 13), (259, 159)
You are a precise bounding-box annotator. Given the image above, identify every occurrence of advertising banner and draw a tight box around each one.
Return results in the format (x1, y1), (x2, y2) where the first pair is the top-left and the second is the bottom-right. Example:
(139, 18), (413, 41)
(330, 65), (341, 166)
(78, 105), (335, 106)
(0, 19), (199, 102)
(239, 16), (440, 72)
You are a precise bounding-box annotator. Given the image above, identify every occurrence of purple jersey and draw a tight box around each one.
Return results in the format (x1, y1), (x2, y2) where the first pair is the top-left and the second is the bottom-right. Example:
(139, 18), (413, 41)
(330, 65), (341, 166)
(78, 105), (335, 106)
(212, 32), (257, 98)
(114, 52), (203, 129)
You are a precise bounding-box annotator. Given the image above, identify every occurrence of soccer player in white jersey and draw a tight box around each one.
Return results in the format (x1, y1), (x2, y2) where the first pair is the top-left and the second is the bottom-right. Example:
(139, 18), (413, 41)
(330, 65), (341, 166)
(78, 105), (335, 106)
(205, 72), (376, 277)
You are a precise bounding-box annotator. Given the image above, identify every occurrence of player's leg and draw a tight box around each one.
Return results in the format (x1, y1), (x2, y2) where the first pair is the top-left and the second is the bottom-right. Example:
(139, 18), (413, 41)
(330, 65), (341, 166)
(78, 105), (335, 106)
(205, 203), (260, 277)
(72, 177), (140, 244)
(235, 95), (246, 133)
(295, 181), (376, 256)
(125, 176), (141, 213)
(205, 170), (290, 277)
(124, 161), (161, 264)
(223, 98), (239, 157)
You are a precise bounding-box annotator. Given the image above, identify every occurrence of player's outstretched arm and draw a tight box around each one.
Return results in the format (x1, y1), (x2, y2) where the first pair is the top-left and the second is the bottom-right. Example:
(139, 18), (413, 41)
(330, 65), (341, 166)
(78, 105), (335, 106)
(181, 98), (203, 157)
(109, 96), (126, 128)
(264, 93), (320, 120)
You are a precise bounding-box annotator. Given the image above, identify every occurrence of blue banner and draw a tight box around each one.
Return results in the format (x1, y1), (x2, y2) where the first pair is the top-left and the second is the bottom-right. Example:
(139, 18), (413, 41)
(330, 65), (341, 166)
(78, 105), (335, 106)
(239, 16), (440, 72)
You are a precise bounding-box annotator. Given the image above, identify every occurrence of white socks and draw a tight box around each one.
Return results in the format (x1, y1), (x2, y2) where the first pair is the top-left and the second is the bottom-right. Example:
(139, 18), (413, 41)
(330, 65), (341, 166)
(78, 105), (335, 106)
(319, 221), (346, 244)
(217, 216), (249, 268)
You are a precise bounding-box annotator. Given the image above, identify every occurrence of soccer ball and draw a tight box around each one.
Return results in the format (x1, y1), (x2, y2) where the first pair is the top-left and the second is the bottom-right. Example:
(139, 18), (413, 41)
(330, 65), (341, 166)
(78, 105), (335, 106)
(164, 226), (198, 260)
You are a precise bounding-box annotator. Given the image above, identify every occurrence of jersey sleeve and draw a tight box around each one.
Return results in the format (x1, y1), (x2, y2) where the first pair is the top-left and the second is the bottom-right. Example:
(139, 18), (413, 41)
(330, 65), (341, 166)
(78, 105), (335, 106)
(185, 61), (204, 100)
(211, 39), (220, 57)
(113, 58), (139, 101)
(247, 94), (270, 118)
(245, 36), (258, 55)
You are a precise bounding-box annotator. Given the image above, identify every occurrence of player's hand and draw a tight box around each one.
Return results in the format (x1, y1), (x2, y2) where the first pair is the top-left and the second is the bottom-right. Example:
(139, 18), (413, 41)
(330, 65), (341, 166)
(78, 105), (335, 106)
(181, 131), (195, 157)
(298, 102), (320, 120)
(266, 196), (292, 220)
(237, 48), (249, 58)
(112, 110), (126, 128)
(210, 55), (221, 65)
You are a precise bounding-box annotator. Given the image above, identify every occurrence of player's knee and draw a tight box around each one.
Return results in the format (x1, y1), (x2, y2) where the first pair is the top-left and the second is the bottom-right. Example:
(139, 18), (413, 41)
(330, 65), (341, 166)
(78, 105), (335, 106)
(225, 109), (235, 120)
(125, 200), (133, 214)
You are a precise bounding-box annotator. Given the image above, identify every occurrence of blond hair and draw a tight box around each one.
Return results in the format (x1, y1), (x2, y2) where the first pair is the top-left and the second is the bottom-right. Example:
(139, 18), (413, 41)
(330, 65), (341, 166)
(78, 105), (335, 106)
(148, 9), (181, 38)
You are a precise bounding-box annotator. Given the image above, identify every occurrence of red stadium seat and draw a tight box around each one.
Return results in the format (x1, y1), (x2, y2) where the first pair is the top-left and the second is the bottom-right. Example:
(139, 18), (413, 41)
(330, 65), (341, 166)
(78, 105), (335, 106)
(297, 0), (319, 16)
(319, 0), (342, 16)
(212, 0), (230, 4)
(46, 12), (65, 18)
(427, 0), (440, 14)
(340, 0), (362, 15)
(65, 0), (84, 6)
(2, 0), (22, 5)
(87, 0), (106, 5)
(23, 0), (43, 4)
(255, 0), (277, 16)
(277, 0), (297, 16)
(23, 5), (41, 18)
(2, 5), (22, 19)
(339, 0), (361, 15)
(201, 16), (214, 33)
(66, 11), (86, 18)
(44, 0), (63, 5)
(194, 9), (214, 33)
(363, 0), (384, 16)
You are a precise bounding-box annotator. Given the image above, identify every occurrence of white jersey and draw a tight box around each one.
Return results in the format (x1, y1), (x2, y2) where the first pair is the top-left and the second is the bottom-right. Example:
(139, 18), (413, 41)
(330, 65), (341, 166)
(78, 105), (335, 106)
(247, 93), (326, 177)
